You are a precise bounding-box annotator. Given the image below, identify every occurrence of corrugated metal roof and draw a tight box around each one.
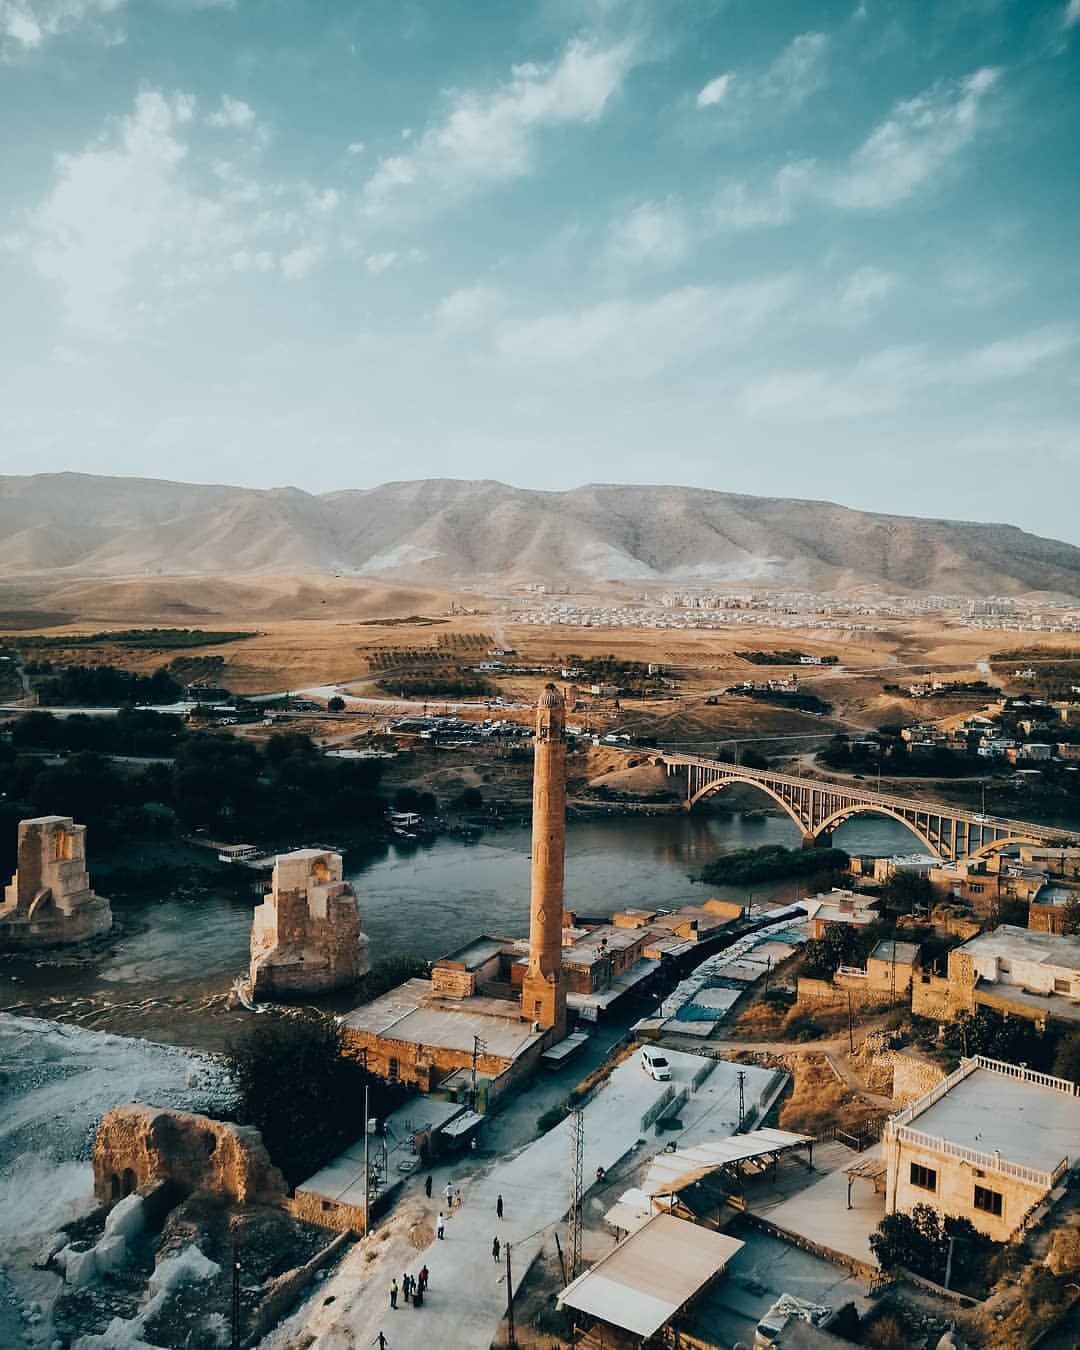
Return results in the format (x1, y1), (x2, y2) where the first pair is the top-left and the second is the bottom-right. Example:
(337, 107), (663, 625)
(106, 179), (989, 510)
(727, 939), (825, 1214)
(642, 1129), (811, 1196)
(558, 1212), (744, 1338)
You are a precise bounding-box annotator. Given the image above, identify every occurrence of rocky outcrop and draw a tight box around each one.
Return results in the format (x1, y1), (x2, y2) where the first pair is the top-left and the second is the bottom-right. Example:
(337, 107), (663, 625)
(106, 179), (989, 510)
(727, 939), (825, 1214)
(0, 815), (111, 948)
(249, 849), (369, 998)
(93, 1105), (286, 1207)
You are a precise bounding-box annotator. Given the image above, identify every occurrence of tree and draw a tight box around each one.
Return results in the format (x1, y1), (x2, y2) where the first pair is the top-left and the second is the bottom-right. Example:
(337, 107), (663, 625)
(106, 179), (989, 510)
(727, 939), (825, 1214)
(881, 870), (934, 917)
(1060, 895), (1080, 936)
(226, 1013), (403, 1188)
(1052, 1032), (1080, 1085)
(870, 1205), (990, 1285)
(327, 696), (346, 713)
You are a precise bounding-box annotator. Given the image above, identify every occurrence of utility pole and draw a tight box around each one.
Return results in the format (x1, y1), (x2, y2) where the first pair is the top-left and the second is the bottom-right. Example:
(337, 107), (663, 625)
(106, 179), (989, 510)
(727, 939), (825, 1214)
(847, 990), (855, 1055)
(944, 1235), (956, 1290)
(505, 1243), (516, 1348)
(231, 1239), (240, 1350)
(363, 1082), (371, 1236)
(736, 1070), (746, 1133)
(471, 1035), (486, 1111)
(568, 1109), (584, 1280)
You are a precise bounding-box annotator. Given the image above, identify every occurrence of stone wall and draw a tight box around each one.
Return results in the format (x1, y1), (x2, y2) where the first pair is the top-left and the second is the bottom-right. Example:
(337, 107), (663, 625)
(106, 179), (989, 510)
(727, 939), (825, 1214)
(250, 849), (370, 998)
(889, 1052), (947, 1105)
(796, 976), (889, 1008)
(430, 966), (476, 999)
(0, 815), (112, 948)
(93, 1104), (286, 1207)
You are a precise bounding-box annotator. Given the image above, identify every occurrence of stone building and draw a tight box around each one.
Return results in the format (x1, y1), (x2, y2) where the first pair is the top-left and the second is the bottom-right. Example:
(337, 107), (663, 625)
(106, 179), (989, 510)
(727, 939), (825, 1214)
(93, 1103), (286, 1205)
(338, 685), (575, 1104)
(911, 924), (1080, 1027)
(0, 815), (112, 948)
(883, 1056), (1080, 1241)
(250, 849), (370, 998)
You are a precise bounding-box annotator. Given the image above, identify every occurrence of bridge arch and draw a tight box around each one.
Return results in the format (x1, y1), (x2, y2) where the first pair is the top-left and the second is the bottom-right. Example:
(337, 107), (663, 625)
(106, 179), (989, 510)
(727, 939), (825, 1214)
(688, 776), (809, 837)
(810, 805), (944, 859)
(967, 834), (1050, 860)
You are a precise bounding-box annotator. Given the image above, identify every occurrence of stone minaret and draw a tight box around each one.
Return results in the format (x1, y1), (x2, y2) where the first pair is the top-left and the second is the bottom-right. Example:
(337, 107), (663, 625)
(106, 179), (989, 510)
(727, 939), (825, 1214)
(521, 683), (568, 1038)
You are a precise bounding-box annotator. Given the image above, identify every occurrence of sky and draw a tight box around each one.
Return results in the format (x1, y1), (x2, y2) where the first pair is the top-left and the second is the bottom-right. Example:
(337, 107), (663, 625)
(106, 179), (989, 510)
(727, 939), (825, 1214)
(1, 0), (1079, 544)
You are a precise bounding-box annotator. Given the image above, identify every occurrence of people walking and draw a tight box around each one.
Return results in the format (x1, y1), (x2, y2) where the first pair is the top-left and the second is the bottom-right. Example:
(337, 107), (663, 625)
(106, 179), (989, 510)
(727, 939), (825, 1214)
(496, 1193), (503, 1220)
(454, 1187), (463, 1209)
(436, 1212), (445, 1240)
(445, 1181), (453, 1208)
(389, 1278), (398, 1310)
(419, 1264), (429, 1293)
(492, 1235), (501, 1263)
(402, 1271), (411, 1303)
(425, 1174), (432, 1198)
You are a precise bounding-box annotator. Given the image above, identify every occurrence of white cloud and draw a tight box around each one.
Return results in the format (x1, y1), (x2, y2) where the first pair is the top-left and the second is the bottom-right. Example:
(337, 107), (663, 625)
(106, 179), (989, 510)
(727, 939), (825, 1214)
(605, 198), (689, 268)
(346, 141), (366, 155)
(207, 95), (256, 130)
(838, 266), (894, 311)
(493, 276), (797, 378)
(696, 73), (732, 108)
(712, 67), (1001, 230)
(961, 325), (1076, 379)
(742, 325), (1075, 422)
(363, 36), (637, 213)
(709, 182), (794, 231)
(766, 32), (829, 106)
(23, 88), (337, 329)
(435, 283), (504, 333)
(1, 0), (122, 53)
(1065, 0), (1080, 29)
(280, 245), (320, 280)
(828, 67), (1000, 209)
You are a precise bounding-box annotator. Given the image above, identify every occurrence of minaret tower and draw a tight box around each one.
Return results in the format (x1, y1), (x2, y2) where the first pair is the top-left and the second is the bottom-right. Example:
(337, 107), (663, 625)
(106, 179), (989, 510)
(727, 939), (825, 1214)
(521, 683), (568, 1038)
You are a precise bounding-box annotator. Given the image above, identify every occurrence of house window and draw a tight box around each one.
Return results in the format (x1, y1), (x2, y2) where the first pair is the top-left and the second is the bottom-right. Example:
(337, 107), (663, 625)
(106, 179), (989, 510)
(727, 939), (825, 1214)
(910, 1163), (937, 1192)
(974, 1185), (1003, 1217)
(970, 884), (984, 894)
(1054, 977), (1071, 994)
(388, 1057), (399, 1082)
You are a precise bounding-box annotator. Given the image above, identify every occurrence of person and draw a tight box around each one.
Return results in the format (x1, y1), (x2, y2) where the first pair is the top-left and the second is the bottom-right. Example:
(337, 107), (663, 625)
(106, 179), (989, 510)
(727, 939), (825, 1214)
(492, 1235), (501, 1263)
(496, 1193), (503, 1220)
(454, 1188), (462, 1209)
(377, 1334), (388, 1349)
(389, 1278), (398, 1310)
(402, 1271), (411, 1303)
(436, 1212), (445, 1240)
(419, 1264), (429, 1293)
(425, 1174), (432, 1199)
(445, 1182), (453, 1208)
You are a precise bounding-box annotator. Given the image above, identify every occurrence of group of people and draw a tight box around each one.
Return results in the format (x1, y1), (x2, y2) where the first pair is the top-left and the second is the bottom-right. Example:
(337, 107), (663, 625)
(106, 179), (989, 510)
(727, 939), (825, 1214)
(388, 1264), (429, 1310)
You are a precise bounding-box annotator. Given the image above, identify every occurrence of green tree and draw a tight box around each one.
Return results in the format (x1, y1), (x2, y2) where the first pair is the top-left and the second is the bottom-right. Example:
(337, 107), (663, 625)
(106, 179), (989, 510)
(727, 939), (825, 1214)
(1052, 1032), (1080, 1085)
(1060, 895), (1080, 936)
(226, 1014), (403, 1188)
(881, 870), (934, 917)
(327, 696), (346, 713)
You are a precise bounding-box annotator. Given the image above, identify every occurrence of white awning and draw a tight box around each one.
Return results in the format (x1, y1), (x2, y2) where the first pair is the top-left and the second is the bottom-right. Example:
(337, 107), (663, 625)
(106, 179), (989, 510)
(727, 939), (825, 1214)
(439, 1109), (484, 1139)
(642, 1128), (811, 1196)
(558, 1212), (743, 1338)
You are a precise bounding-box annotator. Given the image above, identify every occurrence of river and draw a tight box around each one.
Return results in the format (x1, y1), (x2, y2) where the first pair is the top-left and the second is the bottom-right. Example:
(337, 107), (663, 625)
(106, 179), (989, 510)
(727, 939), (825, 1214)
(0, 810), (916, 1048)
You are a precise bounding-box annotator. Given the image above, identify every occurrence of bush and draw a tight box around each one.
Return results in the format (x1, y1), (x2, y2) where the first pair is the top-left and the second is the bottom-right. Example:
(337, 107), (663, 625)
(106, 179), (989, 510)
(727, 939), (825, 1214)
(869, 1204), (998, 1292)
(226, 1013), (406, 1188)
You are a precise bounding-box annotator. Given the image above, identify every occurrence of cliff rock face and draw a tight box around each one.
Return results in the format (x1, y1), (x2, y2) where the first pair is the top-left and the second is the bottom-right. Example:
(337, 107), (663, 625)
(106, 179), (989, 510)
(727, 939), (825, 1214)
(0, 815), (112, 949)
(250, 849), (370, 998)
(92, 1104), (286, 1206)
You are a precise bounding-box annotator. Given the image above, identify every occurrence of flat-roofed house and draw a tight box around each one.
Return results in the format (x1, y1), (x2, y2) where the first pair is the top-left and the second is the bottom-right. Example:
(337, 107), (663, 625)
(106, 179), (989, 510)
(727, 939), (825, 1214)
(884, 1056), (1080, 1241)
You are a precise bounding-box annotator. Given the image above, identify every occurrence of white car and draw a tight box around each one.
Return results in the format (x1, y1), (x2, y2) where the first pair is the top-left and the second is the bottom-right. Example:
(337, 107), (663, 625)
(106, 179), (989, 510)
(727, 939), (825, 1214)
(640, 1047), (672, 1081)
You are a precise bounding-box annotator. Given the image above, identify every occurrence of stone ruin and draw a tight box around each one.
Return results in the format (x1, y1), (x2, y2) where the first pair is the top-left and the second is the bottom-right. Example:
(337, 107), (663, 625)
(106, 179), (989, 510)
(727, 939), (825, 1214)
(249, 848), (370, 998)
(0, 814), (112, 948)
(93, 1103), (286, 1207)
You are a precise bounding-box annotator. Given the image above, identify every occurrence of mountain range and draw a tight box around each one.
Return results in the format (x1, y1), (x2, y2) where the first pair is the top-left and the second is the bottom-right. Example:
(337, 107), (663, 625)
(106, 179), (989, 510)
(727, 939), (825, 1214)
(0, 473), (1078, 598)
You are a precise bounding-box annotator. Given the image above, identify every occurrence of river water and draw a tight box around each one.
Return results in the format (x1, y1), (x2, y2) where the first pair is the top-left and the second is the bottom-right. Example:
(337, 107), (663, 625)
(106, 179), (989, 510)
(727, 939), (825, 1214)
(0, 811), (915, 1047)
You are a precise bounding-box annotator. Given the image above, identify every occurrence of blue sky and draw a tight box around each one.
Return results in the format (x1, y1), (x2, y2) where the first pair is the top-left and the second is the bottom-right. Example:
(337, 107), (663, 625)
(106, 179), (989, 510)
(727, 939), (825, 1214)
(1, 0), (1079, 543)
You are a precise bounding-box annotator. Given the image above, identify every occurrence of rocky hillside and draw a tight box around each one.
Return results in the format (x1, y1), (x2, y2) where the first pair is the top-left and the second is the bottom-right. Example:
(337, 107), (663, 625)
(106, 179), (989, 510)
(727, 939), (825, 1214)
(1, 473), (1077, 596)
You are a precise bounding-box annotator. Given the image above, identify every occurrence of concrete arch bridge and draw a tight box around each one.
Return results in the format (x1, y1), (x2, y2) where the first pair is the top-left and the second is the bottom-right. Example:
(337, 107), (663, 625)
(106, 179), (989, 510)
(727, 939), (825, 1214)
(658, 753), (1078, 862)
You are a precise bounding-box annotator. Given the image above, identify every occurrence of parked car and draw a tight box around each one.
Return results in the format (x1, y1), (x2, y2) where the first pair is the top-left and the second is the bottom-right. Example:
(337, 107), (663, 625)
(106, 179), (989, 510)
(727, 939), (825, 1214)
(640, 1047), (671, 1081)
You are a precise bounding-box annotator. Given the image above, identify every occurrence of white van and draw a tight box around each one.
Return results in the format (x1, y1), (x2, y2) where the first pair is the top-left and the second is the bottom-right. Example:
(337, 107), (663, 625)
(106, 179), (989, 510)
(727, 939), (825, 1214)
(640, 1047), (672, 1081)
